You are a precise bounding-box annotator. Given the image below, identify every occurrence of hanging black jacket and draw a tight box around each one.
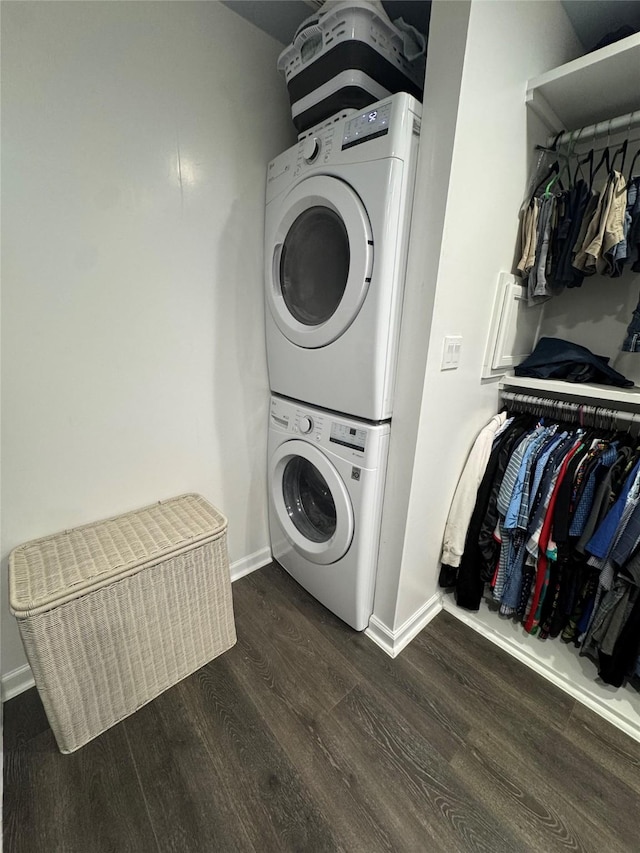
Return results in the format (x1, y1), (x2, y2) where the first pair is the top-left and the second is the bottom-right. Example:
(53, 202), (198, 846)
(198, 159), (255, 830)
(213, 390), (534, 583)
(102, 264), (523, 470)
(454, 417), (531, 611)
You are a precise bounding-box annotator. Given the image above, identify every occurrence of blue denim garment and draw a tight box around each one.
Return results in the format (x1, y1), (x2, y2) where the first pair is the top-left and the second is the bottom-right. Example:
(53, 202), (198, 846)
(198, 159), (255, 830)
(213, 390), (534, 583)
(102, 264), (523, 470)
(586, 460), (640, 558)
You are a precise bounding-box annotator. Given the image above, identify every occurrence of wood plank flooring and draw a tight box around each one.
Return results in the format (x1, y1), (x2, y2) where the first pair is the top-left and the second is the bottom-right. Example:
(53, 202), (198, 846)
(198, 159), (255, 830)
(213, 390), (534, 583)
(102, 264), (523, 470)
(5, 562), (640, 852)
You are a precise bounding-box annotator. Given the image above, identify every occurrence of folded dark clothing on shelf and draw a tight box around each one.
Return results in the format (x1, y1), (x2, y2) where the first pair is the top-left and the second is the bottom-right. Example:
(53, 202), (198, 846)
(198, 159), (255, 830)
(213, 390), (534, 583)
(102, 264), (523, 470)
(515, 337), (634, 388)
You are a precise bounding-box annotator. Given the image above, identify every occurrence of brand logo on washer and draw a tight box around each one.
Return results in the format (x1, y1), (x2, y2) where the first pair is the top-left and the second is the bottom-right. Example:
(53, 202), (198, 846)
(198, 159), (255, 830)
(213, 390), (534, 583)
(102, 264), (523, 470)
(351, 467), (361, 481)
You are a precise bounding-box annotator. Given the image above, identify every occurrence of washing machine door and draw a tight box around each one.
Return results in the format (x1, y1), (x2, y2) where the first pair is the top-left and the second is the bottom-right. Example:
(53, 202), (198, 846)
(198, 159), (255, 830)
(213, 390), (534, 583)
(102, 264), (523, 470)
(267, 175), (373, 349)
(270, 439), (354, 565)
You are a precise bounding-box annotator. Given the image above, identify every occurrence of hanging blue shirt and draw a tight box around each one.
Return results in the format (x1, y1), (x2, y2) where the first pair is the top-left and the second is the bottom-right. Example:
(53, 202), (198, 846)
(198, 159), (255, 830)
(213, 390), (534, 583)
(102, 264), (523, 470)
(528, 432), (566, 516)
(504, 427), (547, 530)
(585, 459), (640, 559)
(569, 445), (618, 537)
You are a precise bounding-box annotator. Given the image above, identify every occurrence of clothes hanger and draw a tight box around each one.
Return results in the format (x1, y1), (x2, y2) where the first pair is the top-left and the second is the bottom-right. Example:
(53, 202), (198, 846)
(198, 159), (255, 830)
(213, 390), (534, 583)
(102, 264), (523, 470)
(552, 151), (573, 195)
(531, 160), (560, 199)
(573, 148), (594, 187)
(591, 147), (611, 188)
(529, 132), (566, 200)
(590, 120), (612, 190)
(609, 139), (628, 176)
(628, 138), (640, 181)
(624, 111), (640, 181)
(547, 133), (576, 195)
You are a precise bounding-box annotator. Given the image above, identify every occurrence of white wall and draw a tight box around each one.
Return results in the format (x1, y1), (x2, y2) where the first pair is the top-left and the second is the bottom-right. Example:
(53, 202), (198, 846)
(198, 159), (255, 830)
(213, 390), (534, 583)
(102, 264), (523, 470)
(373, 0), (472, 633)
(373, 0), (583, 636)
(1, 1), (295, 678)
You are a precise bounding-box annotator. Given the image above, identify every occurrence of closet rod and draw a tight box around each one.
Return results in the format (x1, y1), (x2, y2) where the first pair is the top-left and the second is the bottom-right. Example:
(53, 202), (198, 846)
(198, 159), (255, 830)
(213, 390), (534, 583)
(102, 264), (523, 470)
(549, 109), (640, 148)
(500, 391), (640, 432)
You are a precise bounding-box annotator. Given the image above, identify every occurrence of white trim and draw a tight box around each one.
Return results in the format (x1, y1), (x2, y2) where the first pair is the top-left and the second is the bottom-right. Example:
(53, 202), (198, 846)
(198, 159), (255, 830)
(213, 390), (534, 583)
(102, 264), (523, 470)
(1, 664), (34, 703)
(366, 593), (442, 658)
(442, 598), (640, 745)
(230, 546), (272, 583)
(364, 615), (396, 657)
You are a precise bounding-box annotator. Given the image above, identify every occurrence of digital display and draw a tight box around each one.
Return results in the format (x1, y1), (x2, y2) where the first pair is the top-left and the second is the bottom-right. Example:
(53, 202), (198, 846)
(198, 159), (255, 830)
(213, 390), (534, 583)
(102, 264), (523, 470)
(330, 422), (366, 451)
(342, 101), (392, 150)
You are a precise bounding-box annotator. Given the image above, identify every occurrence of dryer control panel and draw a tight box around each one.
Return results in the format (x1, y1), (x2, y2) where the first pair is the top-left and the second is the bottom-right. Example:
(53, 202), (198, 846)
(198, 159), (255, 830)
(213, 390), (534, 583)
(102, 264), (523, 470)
(266, 93), (421, 205)
(293, 126), (338, 177)
(341, 102), (392, 150)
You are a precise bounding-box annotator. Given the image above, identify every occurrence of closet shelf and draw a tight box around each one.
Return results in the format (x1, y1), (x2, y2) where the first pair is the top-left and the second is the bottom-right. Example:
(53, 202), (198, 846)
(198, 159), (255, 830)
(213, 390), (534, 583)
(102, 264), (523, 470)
(500, 375), (640, 410)
(525, 32), (640, 133)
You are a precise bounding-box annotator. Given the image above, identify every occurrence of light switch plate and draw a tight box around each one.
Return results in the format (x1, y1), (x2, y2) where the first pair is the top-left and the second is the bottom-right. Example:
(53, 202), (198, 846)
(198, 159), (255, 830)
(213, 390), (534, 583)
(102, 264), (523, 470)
(441, 335), (462, 370)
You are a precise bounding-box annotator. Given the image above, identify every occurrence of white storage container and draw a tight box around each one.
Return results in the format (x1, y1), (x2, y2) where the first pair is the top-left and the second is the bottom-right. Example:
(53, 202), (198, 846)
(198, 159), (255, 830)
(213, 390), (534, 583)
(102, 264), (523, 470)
(9, 494), (236, 753)
(278, 0), (425, 133)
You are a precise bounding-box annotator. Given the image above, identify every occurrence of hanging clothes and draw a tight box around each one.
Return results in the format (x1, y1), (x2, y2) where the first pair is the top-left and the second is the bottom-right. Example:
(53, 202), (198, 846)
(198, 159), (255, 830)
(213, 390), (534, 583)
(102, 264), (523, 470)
(439, 412), (507, 578)
(515, 134), (640, 302)
(441, 407), (640, 690)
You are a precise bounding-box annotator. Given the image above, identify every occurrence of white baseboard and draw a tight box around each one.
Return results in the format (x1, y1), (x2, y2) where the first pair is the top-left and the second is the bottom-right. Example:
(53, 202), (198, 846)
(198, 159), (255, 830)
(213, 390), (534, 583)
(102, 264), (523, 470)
(366, 593), (443, 658)
(442, 598), (640, 745)
(1, 547), (273, 704)
(230, 546), (272, 582)
(1, 664), (34, 703)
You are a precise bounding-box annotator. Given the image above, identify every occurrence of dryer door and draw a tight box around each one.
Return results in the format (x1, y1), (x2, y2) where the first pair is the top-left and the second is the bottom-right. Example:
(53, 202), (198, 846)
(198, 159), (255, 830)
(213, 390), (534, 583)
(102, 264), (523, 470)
(267, 175), (373, 349)
(270, 439), (354, 564)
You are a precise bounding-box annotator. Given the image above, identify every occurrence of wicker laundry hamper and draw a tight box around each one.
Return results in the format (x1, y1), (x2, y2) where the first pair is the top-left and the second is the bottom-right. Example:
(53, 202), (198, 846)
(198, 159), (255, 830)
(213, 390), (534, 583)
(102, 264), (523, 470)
(9, 493), (236, 753)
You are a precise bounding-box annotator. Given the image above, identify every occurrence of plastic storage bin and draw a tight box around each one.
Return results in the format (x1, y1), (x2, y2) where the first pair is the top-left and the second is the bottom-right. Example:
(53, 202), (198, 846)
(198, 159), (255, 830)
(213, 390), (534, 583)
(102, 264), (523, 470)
(9, 493), (236, 753)
(278, 0), (425, 133)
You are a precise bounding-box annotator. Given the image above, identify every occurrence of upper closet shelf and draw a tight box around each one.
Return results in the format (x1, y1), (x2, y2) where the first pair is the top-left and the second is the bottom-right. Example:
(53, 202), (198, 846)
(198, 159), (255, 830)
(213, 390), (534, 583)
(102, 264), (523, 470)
(500, 375), (640, 411)
(525, 33), (640, 133)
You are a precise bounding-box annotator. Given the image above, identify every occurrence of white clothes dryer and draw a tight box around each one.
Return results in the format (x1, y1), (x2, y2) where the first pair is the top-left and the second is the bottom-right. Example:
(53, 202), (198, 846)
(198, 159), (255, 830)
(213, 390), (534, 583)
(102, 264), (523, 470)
(264, 92), (421, 422)
(268, 394), (390, 631)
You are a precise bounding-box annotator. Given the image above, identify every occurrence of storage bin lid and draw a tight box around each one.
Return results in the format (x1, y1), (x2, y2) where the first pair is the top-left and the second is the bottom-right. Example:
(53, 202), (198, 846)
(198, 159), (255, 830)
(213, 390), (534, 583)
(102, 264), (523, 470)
(9, 494), (228, 617)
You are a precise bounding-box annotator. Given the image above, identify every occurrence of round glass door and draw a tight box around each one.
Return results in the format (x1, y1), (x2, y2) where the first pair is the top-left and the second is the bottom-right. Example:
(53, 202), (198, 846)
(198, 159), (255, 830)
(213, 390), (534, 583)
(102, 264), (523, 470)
(280, 207), (350, 326)
(270, 439), (354, 564)
(282, 456), (337, 542)
(266, 175), (373, 349)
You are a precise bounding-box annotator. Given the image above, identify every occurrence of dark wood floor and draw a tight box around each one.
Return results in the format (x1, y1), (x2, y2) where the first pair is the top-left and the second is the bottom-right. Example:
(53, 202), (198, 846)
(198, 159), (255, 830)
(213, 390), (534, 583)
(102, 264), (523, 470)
(4, 563), (640, 852)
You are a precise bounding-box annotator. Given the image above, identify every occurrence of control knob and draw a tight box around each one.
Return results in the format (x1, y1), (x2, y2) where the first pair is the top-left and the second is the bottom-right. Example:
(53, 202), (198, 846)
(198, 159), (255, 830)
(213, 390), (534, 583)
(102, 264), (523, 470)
(302, 137), (321, 163)
(299, 416), (314, 434)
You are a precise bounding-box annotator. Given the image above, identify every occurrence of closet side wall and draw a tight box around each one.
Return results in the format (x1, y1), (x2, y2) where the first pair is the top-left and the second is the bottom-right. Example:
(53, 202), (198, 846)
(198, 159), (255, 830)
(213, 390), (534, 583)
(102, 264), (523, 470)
(1, 2), (294, 680)
(372, 0), (472, 636)
(393, 0), (582, 631)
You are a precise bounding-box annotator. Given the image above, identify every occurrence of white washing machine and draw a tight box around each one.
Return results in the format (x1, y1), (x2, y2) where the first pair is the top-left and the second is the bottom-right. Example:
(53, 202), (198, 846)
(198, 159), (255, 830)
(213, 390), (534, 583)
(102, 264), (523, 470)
(268, 394), (390, 631)
(264, 92), (421, 422)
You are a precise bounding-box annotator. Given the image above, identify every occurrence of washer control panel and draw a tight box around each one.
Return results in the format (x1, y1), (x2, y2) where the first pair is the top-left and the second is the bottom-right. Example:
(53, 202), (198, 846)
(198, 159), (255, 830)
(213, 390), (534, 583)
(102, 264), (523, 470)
(294, 409), (324, 441)
(270, 396), (388, 464)
(329, 423), (366, 452)
(298, 415), (314, 434)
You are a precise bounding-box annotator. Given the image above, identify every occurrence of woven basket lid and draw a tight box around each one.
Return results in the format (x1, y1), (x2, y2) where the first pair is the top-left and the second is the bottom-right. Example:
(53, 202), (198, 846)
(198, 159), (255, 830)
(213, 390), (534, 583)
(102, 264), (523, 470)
(9, 494), (227, 617)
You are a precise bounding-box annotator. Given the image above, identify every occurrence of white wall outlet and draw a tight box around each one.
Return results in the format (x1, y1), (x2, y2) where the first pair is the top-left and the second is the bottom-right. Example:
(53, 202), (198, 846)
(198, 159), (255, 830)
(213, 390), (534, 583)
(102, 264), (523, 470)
(441, 335), (462, 370)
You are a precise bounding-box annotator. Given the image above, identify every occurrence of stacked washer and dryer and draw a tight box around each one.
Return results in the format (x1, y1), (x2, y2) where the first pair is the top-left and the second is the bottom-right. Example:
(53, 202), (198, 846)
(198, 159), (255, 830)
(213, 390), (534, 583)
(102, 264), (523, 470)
(264, 91), (422, 631)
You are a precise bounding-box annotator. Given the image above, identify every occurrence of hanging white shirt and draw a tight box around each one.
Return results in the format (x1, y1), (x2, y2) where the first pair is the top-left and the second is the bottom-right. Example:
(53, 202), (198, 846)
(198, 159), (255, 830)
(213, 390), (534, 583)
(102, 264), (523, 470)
(440, 411), (508, 568)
